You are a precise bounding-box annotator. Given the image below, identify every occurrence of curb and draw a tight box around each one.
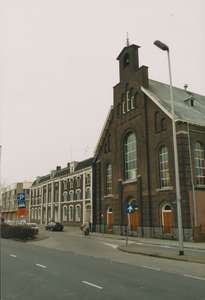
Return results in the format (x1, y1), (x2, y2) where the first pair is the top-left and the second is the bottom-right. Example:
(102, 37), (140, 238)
(118, 246), (205, 264)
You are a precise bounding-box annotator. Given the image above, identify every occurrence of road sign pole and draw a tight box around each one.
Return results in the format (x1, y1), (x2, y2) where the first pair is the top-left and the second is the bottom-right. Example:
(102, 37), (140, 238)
(126, 213), (129, 245)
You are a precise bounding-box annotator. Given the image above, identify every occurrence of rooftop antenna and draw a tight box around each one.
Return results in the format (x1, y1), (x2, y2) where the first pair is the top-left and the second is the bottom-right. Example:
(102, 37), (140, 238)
(126, 32), (130, 46)
(84, 146), (89, 159)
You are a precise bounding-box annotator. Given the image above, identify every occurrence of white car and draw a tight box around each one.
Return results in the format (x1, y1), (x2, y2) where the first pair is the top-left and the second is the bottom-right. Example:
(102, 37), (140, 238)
(26, 223), (39, 234)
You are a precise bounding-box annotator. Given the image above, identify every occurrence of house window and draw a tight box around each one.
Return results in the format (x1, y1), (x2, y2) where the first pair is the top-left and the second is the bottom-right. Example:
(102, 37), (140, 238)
(76, 176), (81, 187)
(194, 142), (205, 185)
(122, 94), (125, 114)
(38, 208), (41, 220)
(159, 146), (170, 188)
(76, 205), (81, 221)
(70, 178), (73, 188)
(69, 191), (74, 201)
(48, 191), (51, 203)
(125, 133), (137, 180)
(106, 163), (112, 195)
(86, 174), (91, 185)
(108, 134), (111, 152)
(131, 96), (134, 109)
(63, 192), (67, 202)
(39, 197), (41, 204)
(126, 91), (130, 111)
(86, 188), (91, 199)
(35, 209), (37, 219)
(76, 189), (81, 200)
(63, 180), (67, 190)
(54, 190), (58, 202)
(31, 209), (34, 219)
(69, 206), (74, 221)
(63, 206), (67, 221)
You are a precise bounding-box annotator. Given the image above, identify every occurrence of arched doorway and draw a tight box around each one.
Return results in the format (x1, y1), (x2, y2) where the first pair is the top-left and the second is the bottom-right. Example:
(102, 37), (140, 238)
(162, 204), (172, 233)
(129, 199), (138, 231)
(107, 207), (113, 229)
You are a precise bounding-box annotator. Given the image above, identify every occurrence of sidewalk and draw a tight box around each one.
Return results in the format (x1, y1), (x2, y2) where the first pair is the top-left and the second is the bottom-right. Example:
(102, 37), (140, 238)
(36, 225), (205, 264)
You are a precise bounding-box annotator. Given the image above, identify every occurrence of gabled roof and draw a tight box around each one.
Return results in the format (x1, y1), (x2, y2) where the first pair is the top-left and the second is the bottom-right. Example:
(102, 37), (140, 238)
(31, 157), (94, 187)
(142, 80), (205, 127)
(93, 106), (114, 155)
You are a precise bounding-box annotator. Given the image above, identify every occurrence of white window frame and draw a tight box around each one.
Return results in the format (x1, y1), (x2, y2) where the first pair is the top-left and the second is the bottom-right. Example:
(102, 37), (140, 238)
(63, 192), (67, 202)
(69, 190), (74, 201)
(63, 205), (67, 221)
(70, 178), (74, 188)
(76, 205), (81, 221)
(69, 205), (74, 221)
(76, 176), (81, 187)
(159, 146), (170, 188)
(86, 187), (91, 199)
(126, 91), (130, 112)
(131, 96), (134, 109)
(76, 189), (81, 200)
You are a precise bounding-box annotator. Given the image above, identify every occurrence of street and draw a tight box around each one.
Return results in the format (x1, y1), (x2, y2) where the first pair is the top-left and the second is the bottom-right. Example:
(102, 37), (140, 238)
(1, 227), (205, 299)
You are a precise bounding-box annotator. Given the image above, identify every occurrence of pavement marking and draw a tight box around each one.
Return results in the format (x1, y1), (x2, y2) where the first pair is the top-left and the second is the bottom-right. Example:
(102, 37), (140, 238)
(82, 281), (103, 289)
(183, 275), (205, 281)
(162, 246), (172, 248)
(36, 264), (47, 269)
(10, 254), (17, 257)
(100, 242), (119, 249)
(135, 242), (143, 245)
(141, 266), (160, 271)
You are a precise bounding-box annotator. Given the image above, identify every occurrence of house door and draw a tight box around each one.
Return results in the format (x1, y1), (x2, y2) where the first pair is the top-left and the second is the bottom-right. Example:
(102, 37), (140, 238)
(130, 209), (138, 231)
(108, 207), (113, 229)
(163, 204), (172, 233)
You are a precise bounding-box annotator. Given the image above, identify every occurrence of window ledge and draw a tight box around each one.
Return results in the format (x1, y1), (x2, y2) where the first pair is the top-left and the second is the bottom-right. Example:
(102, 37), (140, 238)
(104, 194), (113, 199)
(122, 179), (137, 185)
(156, 186), (173, 192)
(195, 185), (205, 189)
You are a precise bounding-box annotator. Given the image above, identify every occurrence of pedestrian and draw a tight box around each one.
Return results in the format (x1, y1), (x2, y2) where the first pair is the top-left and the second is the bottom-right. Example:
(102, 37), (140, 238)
(83, 220), (90, 237)
(80, 224), (83, 233)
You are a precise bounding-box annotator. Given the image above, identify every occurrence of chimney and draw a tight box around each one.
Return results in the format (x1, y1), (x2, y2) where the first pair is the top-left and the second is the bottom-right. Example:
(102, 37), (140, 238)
(56, 166), (61, 170)
(184, 84), (188, 91)
(67, 163), (70, 168)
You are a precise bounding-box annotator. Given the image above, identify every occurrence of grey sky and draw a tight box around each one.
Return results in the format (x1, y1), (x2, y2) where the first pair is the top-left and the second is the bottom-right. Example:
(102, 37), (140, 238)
(1, 0), (205, 186)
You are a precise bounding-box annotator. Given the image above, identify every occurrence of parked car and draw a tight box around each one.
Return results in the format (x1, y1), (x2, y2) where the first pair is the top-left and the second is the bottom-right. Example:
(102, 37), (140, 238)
(26, 223), (39, 234)
(8, 221), (16, 226)
(17, 220), (27, 226)
(4, 220), (11, 224)
(45, 222), (64, 231)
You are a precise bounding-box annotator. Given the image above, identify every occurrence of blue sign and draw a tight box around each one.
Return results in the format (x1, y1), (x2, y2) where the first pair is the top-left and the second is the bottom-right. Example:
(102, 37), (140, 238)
(17, 193), (25, 202)
(17, 193), (26, 209)
(126, 204), (135, 213)
(18, 201), (26, 209)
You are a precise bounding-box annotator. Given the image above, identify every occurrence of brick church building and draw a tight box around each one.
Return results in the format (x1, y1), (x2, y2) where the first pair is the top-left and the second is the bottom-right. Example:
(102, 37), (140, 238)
(93, 43), (205, 239)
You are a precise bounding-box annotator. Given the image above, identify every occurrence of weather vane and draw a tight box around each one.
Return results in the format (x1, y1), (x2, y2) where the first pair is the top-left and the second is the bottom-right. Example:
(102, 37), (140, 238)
(126, 32), (130, 46)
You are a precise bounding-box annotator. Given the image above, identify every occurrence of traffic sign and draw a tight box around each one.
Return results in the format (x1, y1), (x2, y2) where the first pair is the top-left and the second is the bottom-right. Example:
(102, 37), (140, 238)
(126, 204), (135, 213)
(17, 209), (27, 216)
(18, 201), (26, 209)
(17, 193), (25, 202)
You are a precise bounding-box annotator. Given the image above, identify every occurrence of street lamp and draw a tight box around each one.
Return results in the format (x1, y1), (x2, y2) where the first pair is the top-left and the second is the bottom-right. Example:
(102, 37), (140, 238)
(154, 40), (184, 255)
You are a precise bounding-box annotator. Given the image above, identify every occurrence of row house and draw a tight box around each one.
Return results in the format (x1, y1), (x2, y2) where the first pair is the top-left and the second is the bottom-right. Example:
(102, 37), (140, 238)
(1, 181), (33, 222)
(93, 43), (205, 239)
(29, 157), (94, 227)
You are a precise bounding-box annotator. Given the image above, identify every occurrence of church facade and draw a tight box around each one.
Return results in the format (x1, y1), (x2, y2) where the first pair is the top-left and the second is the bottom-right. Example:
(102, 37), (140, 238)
(93, 43), (205, 239)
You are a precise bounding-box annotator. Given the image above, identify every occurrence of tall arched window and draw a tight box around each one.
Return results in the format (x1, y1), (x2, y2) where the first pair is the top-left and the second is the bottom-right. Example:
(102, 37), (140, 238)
(125, 133), (137, 180)
(106, 163), (112, 195)
(194, 142), (205, 185)
(159, 146), (170, 188)
(69, 206), (73, 221)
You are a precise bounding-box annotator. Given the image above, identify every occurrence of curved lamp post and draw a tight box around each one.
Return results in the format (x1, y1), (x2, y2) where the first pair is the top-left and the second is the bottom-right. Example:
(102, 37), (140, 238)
(154, 40), (184, 255)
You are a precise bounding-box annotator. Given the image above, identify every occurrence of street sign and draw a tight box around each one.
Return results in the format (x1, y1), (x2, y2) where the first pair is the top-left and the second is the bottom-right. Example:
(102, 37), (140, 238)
(17, 193), (26, 209)
(18, 201), (26, 209)
(126, 204), (135, 213)
(17, 193), (25, 202)
(17, 209), (27, 216)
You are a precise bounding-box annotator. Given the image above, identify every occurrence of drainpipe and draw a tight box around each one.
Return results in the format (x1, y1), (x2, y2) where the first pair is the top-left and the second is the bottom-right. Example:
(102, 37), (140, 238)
(187, 123), (197, 227)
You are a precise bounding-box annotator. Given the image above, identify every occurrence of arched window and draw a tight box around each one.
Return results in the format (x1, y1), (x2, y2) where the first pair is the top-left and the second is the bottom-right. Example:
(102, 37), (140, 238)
(123, 53), (129, 69)
(63, 206), (67, 221)
(106, 163), (112, 195)
(76, 205), (81, 221)
(86, 174), (91, 185)
(122, 94), (125, 114)
(86, 188), (91, 199)
(194, 142), (205, 185)
(159, 146), (170, 188)
(69, 190), (74, 201)
(125, 133), (137, 180)
(63, 192), (67, 202)
(161, 118), (167, 130)
(69, 206), (74, 221)
(76, 189), (81, 200)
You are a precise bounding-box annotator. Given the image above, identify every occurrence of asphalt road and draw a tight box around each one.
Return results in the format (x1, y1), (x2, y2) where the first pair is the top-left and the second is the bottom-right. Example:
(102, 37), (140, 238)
(2, 232), (205, 300)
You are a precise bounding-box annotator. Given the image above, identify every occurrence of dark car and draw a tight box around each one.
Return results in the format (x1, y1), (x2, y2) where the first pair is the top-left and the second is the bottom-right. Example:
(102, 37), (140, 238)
(45, 222), (64, 231)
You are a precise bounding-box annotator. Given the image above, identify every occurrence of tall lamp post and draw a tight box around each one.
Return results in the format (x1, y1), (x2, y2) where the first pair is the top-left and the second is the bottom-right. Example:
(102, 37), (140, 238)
(154, 40), (184, 255)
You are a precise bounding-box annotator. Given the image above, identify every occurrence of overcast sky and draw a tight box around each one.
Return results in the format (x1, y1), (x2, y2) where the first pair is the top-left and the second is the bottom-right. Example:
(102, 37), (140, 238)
(1, 0), (205, 186)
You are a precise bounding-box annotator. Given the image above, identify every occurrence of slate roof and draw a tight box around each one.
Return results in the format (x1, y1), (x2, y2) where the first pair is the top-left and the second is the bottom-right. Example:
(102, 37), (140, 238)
(32, 157), (94, 187)
(142, 79), (205, 126)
